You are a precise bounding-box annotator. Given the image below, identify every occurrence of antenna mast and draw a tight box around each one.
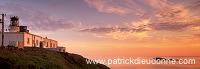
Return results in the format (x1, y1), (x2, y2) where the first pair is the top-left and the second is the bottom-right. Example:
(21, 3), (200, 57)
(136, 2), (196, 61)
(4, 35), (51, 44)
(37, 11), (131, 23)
(0, 13), (6, 47)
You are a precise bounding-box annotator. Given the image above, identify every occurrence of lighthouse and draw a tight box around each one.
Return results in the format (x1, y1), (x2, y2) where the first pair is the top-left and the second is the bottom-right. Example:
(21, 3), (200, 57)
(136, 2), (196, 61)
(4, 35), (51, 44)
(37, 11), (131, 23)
(8, 16), (20, 32)
(0, 15), (65, 52)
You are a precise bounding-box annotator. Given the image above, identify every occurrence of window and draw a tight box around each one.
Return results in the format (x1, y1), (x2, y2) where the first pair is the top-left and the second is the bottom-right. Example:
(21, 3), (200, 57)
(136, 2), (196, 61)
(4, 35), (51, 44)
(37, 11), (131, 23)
(36, 40), (38, 45)
(27, 38), (30, 44)
(50, 43), (52, 48)
(47, 42), (48, 47)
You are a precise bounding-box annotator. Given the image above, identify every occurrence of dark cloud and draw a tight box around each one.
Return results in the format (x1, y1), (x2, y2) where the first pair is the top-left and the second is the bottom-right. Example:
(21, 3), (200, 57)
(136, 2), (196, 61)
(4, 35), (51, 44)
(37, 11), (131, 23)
(80, 27), (116, 34)
(149, 23), (193, 32)
(149, 4), (200, 32)
(194, 33), (200, 37)
(79, 21), (200, 34)
(187, 0), (200, 10)
(79, 27), (149, 34)
(0, 3), (80, 31)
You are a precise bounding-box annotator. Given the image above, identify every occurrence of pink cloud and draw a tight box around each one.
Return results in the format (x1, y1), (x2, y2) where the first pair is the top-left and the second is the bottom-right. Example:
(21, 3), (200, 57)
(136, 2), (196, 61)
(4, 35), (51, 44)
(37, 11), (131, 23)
(0, 3), (81, 31)
(83, 0), (200, 40)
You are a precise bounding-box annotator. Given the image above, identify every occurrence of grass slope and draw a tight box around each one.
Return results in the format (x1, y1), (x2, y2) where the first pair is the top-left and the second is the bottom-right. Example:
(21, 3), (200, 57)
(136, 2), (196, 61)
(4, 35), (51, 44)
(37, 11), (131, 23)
(0, 47), (109, 69)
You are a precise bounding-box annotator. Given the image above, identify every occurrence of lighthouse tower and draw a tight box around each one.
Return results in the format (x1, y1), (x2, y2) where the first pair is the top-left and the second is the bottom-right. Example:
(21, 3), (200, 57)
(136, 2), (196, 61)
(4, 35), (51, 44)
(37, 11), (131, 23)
(8, 16), (20, 32)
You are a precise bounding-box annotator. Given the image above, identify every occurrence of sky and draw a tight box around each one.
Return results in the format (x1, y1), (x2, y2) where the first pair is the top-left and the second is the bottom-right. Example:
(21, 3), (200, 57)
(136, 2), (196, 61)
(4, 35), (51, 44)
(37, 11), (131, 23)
(0, 0), (200, 68)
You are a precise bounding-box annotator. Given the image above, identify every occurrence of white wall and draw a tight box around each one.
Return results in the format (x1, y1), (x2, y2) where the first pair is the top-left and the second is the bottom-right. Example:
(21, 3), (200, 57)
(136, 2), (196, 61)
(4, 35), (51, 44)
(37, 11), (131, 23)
(24, 32), (57, 48)
(0, 32), (58, 48)
(24, 32), (33, 47)
(33, 35), (44, 47)
(0, 32), (23, 46)
(43, 38), (57, 48)
(24, 33), (44, 47)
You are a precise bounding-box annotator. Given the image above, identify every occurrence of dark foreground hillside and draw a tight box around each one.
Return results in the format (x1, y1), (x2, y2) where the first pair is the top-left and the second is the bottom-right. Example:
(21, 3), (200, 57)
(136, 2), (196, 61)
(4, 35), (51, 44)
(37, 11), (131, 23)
(0, 47), (109, 69)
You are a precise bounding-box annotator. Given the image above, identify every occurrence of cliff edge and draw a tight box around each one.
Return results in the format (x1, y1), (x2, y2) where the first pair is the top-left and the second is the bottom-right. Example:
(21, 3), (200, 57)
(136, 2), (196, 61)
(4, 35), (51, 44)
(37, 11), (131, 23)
(0, 47), (109, 69)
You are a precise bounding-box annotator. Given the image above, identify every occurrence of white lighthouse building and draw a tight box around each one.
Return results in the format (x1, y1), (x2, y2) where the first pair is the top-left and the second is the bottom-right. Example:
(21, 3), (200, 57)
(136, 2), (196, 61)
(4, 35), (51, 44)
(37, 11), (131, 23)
(0, 16), (65, 52)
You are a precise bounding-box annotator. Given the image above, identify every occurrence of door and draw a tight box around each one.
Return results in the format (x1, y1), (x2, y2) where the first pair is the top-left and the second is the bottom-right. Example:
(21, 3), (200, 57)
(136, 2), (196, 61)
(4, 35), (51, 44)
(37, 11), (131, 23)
(40, 41), (43, 48)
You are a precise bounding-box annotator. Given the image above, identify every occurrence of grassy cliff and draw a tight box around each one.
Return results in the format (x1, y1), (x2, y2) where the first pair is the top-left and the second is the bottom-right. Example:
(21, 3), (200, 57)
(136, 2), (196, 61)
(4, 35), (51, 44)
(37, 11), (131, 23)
(0, 47), (109, 69)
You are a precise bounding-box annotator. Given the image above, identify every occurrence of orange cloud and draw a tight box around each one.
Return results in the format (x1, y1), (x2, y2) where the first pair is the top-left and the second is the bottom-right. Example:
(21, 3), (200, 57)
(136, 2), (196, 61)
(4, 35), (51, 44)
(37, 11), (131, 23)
(83, 0), (200, 39)
(80, 26), (150, 40)
(84, 0), (145, 15)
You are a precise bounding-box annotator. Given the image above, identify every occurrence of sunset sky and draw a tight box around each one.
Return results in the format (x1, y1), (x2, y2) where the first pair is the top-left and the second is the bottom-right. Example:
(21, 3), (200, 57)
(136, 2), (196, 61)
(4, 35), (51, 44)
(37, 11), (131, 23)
(0, 0), (200, 60)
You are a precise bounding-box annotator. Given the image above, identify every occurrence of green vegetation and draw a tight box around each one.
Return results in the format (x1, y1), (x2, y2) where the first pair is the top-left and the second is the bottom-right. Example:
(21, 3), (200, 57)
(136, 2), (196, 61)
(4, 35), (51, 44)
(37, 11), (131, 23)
(0, 47), (109, 69)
